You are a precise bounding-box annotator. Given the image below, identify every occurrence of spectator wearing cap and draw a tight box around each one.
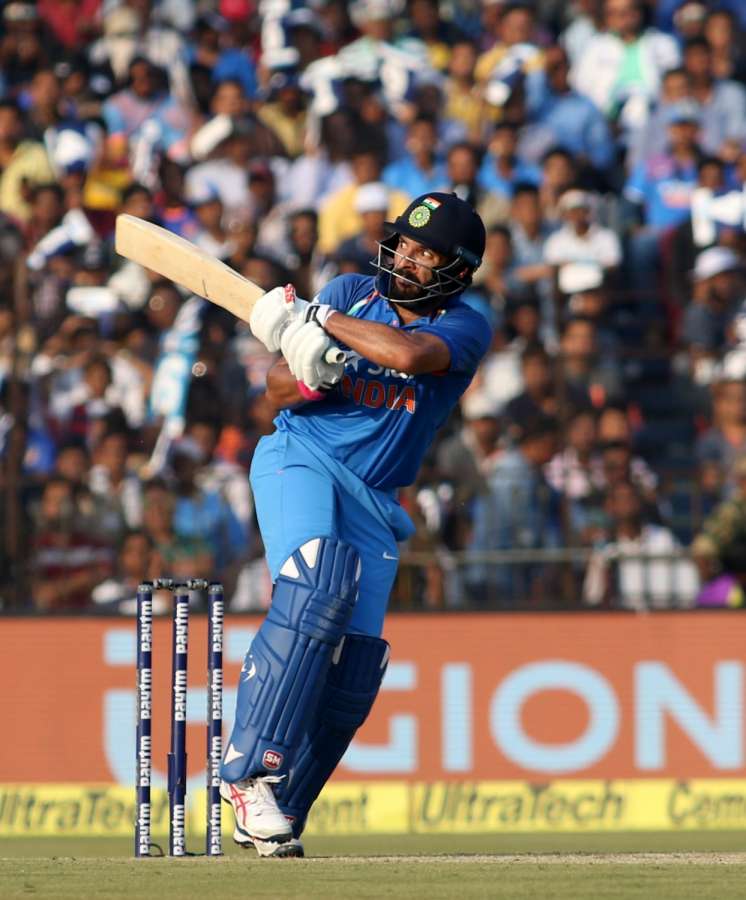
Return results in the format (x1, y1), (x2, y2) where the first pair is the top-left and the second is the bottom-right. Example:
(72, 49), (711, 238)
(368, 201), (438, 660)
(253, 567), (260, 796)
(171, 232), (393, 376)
(522, 45), (615, 173)
(559, 262), (619, 356)
(671, 1), (708, 43)
(0, 2), (48, 94)
(382, 116), (449, 201)
(466, 413), (561, 606)
(437, 389), (502, 510)
(0, 100), (54, 223)
(667, 155), (729, 311)
(626, 67), (692, 173)
(624, 100), (702, 232)
(682, 247), (745, 380)
(93, 1), (193, 106)
(318, 145), (409, 255)
(623, 99), (702, 292)
(187, 182), (235, 260)
(570, 0), (680, 120)
(334, 182), (389, 277)
(544, 189), (621, 276)
(682, 37), (746, 159)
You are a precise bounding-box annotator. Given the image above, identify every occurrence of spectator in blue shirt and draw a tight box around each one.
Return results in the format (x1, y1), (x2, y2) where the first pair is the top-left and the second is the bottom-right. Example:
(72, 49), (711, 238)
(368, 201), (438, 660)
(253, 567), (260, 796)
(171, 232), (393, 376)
(624, 101), (701, 230)
(682, 37), (746, 160)
(168, 437), (247, 577)
(381, 115), (449, 199)
(523, 45), (615, 173)
(508, 182), (556, 342)
(477, 121), (542, 197)
(466, 414), (562, 607)
(624, 99), (702, 290)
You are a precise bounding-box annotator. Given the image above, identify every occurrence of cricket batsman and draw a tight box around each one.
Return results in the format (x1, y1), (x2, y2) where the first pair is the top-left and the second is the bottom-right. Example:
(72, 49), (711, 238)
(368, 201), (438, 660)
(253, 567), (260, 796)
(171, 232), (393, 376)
(220, 192), (489, 857)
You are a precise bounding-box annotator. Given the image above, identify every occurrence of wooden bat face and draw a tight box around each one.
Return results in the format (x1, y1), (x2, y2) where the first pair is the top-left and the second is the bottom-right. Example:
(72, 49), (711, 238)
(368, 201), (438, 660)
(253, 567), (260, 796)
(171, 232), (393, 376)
(115, 214), (264, 324)
(115, 214), (346, 366)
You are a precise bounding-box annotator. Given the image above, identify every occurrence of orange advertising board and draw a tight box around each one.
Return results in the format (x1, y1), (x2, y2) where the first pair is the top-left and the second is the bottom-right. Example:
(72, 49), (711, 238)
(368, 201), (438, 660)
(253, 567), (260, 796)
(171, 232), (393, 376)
(1, 611), (745, 786)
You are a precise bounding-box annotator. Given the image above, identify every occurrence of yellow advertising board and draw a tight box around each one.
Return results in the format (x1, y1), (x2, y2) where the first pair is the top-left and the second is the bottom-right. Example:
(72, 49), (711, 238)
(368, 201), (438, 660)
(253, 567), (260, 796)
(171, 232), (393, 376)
(3, 780), (746, 837)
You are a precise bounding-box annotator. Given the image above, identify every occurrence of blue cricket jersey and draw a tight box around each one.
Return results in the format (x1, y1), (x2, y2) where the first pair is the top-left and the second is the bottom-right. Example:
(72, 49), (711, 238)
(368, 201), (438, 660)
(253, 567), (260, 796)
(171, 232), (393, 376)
(275, 274), (492, 492)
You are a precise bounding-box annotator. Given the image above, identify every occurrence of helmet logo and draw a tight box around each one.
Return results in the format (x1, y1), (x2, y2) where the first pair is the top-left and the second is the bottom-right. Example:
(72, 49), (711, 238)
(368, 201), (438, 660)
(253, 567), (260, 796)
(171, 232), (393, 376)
(408, 205), (431, 228)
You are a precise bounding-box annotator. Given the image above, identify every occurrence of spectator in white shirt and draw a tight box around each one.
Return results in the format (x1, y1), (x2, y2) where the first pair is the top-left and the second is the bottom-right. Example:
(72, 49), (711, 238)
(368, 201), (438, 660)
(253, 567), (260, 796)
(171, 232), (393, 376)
(583, 481), (698, 609)
(544, 189), (622, 275)
(571, 0), (680, 122)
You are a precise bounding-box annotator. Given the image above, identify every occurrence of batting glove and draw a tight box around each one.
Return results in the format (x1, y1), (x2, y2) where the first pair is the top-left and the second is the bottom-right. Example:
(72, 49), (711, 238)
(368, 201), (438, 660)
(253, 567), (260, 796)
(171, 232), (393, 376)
(281, 319), (345, 391)
(249, 284), (308, 352)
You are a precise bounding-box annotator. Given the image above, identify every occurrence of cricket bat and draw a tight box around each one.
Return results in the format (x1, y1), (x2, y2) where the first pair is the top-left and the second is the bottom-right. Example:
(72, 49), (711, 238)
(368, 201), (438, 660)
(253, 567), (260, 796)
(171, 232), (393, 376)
(115, 214), (344, 363)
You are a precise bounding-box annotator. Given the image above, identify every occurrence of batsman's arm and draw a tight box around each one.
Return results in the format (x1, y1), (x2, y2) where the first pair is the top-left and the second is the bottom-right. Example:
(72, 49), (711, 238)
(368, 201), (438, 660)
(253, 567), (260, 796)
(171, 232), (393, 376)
(322, 312), (450, 375)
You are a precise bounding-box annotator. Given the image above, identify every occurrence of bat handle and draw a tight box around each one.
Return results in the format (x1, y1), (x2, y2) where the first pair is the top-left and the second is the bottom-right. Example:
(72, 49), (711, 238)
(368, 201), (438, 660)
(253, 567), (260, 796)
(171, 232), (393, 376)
(325, 346), (346, 365)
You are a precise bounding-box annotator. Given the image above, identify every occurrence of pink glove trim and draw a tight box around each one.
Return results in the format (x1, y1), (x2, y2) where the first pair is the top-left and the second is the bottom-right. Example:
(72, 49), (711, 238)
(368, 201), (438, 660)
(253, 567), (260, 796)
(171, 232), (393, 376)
(296, 380), (326, 401)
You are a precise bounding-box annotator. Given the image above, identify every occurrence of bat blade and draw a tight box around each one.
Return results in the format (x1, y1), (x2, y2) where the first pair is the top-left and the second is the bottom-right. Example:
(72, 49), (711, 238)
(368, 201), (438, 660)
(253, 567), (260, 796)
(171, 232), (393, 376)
(115, 214), (263, 323)
(115, 214), (345, 366)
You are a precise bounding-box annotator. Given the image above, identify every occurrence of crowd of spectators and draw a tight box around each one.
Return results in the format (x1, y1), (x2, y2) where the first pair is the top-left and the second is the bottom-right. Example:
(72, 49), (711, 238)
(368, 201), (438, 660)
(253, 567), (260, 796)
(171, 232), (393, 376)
(2, 0), (746, 613)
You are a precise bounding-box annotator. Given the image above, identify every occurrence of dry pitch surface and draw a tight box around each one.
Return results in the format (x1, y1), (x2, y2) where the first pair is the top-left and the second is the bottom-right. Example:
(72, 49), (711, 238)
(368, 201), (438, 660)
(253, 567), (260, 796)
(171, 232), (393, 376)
(3, 834), (746, 899)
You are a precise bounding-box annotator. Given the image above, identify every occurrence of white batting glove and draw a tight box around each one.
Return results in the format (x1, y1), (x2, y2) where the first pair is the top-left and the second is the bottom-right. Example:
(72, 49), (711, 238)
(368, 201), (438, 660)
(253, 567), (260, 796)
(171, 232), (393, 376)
(281, 319), (345, 391)
(249, 284), (308, 352)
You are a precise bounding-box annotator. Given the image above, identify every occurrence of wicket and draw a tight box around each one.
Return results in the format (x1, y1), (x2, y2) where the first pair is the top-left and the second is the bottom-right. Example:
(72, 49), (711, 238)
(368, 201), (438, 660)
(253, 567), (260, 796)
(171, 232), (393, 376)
(135, 579), (224, 858)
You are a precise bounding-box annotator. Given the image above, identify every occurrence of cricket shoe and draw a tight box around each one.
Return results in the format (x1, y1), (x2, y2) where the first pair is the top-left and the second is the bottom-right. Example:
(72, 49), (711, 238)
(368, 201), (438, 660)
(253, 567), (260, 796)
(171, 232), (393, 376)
(233, 832), (305, 859)
(220, 776), (292, 844)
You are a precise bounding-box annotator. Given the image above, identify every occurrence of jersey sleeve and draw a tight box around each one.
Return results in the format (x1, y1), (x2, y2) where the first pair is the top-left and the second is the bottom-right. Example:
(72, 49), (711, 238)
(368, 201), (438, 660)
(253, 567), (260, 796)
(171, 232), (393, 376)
(313, 274), (372, 314)
(416, 305), (492, 375)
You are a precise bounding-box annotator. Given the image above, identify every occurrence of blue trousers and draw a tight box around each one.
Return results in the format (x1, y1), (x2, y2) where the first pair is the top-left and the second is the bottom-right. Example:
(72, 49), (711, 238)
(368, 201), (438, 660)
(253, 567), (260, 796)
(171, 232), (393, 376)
(250, 429), (410, 637)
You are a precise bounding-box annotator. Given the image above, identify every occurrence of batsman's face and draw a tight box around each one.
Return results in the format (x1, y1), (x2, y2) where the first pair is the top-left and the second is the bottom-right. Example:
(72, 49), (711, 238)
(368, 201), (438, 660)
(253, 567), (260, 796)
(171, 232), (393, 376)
(391, 235), (448, 300)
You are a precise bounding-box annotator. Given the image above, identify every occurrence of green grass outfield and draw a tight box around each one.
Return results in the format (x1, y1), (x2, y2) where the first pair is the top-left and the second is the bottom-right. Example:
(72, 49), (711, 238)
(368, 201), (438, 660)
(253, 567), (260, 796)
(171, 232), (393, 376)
(4, 833), (746, 899)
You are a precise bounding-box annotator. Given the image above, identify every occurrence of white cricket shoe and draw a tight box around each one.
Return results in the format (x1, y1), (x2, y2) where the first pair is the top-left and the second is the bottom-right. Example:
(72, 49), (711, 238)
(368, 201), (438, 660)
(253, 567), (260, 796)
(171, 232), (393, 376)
(220, 776), (292, 843)
(234, 831), (305, 858)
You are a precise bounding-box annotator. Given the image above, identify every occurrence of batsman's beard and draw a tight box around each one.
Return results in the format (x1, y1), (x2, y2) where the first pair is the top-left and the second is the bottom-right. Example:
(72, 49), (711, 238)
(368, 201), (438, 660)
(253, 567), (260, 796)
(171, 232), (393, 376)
(389, 266), (436, 302)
